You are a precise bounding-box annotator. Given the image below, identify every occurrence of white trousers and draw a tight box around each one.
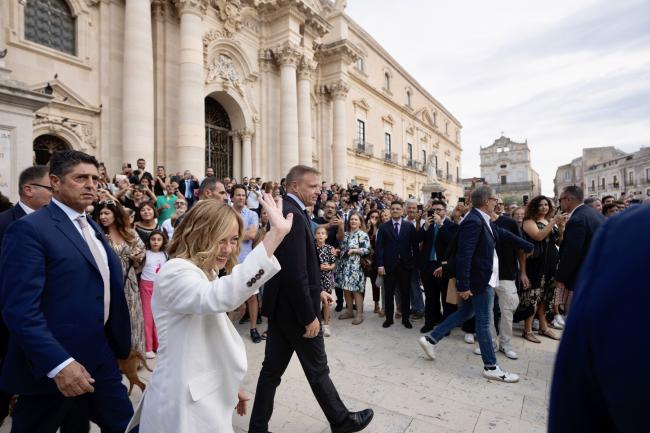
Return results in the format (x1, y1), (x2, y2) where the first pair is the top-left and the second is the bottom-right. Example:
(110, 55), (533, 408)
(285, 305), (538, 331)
(489, 279), (519, 351)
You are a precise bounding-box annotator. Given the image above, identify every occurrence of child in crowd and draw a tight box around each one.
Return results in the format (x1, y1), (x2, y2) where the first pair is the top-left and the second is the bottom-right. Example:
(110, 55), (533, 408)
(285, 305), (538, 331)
(315, 226), (337, 337)
(139, 229), (168, 359)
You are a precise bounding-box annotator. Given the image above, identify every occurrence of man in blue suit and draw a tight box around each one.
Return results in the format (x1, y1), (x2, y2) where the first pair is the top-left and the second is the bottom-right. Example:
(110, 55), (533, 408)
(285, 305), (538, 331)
(0, 150), (134, 433)
(549, 204), (649, 433)
(376, 200), (420, 329)
(418, 186), (532, 382)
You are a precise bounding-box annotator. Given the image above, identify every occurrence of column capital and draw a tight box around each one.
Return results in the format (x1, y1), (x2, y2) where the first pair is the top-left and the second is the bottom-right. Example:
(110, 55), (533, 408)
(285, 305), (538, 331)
(237, 129), (254, 140)
(173, 0), (207, 17)
(297, 58), (316, 81)
(327, 79), (349, 99)
(273, 42), (302, 67)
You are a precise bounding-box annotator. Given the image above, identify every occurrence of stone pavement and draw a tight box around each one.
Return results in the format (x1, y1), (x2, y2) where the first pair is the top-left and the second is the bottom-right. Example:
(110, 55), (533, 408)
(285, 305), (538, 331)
(1, 295), (559, 433)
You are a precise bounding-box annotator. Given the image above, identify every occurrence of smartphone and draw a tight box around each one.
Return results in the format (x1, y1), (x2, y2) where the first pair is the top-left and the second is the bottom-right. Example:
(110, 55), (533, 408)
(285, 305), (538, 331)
(417, 204), (423, 212)
(458, 197), (466, 204)
(427, 209), (435, 218)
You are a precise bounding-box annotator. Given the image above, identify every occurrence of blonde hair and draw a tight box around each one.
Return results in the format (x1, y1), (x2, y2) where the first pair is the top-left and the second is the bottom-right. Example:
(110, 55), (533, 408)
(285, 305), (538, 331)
(167, 200), (243, 279)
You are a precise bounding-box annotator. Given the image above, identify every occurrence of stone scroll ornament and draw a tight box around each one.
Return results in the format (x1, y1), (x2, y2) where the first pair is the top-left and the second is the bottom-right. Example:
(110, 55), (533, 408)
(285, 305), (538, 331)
(206, 54), (244, 95)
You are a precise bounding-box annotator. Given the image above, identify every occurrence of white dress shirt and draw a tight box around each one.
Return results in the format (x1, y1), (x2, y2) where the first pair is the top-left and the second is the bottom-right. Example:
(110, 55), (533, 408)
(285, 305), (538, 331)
(47, 198), (110, 378)
(476, 208), (499, 287)
(17, 200), (36, 215)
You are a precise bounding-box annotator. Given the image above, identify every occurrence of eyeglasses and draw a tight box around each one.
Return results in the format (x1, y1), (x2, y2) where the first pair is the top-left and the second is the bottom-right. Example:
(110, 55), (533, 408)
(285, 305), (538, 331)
(98, 200), (117, 205)
(29, 183), (53, 192)
(431, 208), (444, 212)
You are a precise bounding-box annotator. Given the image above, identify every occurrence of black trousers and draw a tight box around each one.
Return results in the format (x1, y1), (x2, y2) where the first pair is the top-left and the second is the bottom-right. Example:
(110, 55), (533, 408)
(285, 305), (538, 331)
(383, 265), (412, 323)
(421, 265), (445, 328)
(9, 354), (135, 433)
(249, 320), (348, 432)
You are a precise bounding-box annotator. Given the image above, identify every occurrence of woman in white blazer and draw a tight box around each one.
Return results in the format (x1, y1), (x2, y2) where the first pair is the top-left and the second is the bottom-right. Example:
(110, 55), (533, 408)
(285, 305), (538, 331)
(127, 194), (293, 433)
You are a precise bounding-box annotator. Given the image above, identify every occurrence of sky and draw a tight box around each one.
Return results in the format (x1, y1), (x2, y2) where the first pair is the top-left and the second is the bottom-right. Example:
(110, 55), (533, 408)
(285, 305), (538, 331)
(345, 0), (650, 195)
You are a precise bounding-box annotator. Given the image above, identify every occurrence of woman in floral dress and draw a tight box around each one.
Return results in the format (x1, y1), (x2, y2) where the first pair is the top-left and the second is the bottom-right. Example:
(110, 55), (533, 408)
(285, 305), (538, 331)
(95, 200), (147, 356)
(335, 212), (371, 325)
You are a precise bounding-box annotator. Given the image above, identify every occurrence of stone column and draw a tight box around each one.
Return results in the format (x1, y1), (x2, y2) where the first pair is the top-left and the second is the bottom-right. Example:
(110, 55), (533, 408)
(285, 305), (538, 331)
(174, 0), (207, 176)
(232, 132), (242, 181)
(122, 0), (155, 166)
(274, 43), (301, 176)
(297, 63), (313, 166)
(241, 129), (253, 178)
(330, 80), (349, 185)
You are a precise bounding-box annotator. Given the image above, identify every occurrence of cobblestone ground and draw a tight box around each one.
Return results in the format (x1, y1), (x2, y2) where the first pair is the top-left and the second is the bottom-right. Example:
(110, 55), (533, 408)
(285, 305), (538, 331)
(1, 292), (558, 433)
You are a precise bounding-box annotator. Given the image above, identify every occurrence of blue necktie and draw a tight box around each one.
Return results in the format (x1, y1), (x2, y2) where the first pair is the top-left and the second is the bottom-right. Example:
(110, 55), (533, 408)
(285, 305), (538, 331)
(394, 221), (399, 238)
(429, 224), (438, 262)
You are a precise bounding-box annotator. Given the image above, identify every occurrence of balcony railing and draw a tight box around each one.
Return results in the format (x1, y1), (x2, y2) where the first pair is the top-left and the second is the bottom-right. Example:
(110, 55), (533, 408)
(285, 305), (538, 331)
(421, 163), (429, 173)
(491, 181), (535, 194)
(446, 174), (453, 182)
(608, 183), (620, 189)
(588, 186), (595, 193)
(624, 180), (636, 187)
(353, 139), (373, 157)
(384, 152), (398, 163)
(405, 159), (422, 171)
(437, 169), (444, 178)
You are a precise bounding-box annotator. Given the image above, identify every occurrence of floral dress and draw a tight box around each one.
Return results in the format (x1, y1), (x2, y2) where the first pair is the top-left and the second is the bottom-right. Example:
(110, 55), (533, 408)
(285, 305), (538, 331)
(334, 230), (371, 293)
(109, 232), (146, 356)
(520, 220), (560, 309)
(316, 242), (336, 293)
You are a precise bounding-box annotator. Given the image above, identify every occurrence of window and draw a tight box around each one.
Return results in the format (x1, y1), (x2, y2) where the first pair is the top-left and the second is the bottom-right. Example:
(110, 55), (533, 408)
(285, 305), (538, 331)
(591, 180), (595, 190)
(446, 161), (450, 177)
(500, 164), (507, 169)
(455, 130), (460, 143)
(613, 175), (618, 185)
(646, 168), (650, 181)
(406, 91), (412, 107)
(456, 166), (460, 182)
(435, 155), (438, 171)
(601, 178), (605, 188)
(564, 171), (571, 181)
(445, 121), (449, 135)
(501, 175), (507, 185)
(422, 150), (427, 166)
(628, 171), (634, 184)
(25, 0), (76, 55)
(356, 58), (364, 72)
(407, 143), (413, 162)
(432, 111), (437, 126)
(356, 120), (365, 145)
(384, 132), (391, 154)
(384, 72), (390, 91)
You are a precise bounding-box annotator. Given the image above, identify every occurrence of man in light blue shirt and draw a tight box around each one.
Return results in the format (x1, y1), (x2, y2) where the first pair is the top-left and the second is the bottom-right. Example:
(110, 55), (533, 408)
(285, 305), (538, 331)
(232, 184), (262, 342)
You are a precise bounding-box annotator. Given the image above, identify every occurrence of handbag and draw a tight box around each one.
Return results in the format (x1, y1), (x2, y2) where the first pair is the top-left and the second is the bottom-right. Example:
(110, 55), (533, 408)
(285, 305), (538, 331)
(445, 278), (460, 305)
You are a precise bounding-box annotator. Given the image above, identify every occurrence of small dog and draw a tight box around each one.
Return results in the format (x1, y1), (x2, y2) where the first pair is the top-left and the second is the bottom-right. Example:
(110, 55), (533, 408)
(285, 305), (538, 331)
(118, 349), (152, 395)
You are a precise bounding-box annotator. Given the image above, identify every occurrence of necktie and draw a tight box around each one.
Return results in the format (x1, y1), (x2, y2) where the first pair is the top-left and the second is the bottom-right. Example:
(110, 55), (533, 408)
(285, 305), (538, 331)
(429, 224), (438, 262)
(394, 221), (399, 238)
(186, 180), (192, 199)
(77, 216), (111, 324)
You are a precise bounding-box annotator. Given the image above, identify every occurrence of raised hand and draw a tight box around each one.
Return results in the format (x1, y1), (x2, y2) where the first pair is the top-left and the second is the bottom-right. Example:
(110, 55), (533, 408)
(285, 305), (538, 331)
(259, 192), (293, 237)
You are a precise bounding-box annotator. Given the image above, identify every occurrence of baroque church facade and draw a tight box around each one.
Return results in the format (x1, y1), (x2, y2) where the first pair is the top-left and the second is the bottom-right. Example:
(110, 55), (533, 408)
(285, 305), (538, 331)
(0, 0), (463, 202)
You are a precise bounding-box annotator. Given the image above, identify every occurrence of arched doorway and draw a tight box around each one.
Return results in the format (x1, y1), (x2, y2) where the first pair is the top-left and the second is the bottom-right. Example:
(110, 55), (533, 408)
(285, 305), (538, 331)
(205, 97), (232, 179)
(33, 134), (70, 165)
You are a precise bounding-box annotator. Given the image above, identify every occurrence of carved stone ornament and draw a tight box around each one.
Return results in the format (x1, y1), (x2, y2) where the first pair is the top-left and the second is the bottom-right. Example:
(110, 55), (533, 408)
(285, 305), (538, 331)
(215, 0), (243, 35)
(85, 0), (101, 7)
(173, 0), (208, 15)
(33, 115), (97, 148)
(272, 42), (302, 67)
(206, 54), (244, 95)
(327, 80), (349, 98)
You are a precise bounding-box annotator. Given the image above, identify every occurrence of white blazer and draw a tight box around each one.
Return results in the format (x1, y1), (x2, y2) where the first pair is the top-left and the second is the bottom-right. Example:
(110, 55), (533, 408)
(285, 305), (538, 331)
(127, 244), (280, 433)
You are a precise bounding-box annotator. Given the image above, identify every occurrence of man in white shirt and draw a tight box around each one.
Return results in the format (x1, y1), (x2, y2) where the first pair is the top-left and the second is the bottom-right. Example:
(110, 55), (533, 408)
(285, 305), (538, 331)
(0, 150), (134, 433)
(246, 178), (261, 214)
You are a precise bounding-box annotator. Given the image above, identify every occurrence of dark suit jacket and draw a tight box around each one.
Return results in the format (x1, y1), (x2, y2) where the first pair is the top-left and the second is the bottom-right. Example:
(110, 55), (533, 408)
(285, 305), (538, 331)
(549, 204), (649, 433)
(261, 196), (321, 328)
(0, 205), (26, 249)
(494, 214), (522, 281)
(375, 218), (419, 273)
(417, 218), (456, 271)
(178, 178), (199, 202)
(456, 208), (533, 293)
(556, 204), (605, 290)
(0, 202), (131, 395)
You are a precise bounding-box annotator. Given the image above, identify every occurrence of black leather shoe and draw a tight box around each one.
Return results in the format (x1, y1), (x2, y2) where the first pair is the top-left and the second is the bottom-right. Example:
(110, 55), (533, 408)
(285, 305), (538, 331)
(335, 304), (343, 312)
(250, 328), (262, 343)
(382, 320), (393, 328)
(402, 320), (413, 329)
(331, 409), (374, 433)
(420, 324), (434, 333)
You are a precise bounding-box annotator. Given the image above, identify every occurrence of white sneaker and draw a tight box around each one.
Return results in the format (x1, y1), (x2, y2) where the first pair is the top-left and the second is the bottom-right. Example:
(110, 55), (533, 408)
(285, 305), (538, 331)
(551, 318), (564, 330)
(499, 347), (519, 360)
(145, 351), (156, 359)
(323, 324), (331, 337)
(483, 366), (519, 383)
(555, 314), (566, 327)
(532, 319), (540, 331)
(418, 336), (436, 360)
(473, 347), (482, 355)
(464, 333), (475, 344)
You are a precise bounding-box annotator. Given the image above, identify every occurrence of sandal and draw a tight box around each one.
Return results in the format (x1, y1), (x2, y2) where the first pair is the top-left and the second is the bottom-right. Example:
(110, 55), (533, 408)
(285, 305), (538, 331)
(339, 311), (354, 320)
(538, 328), (560, 340)
(352, 315), (364, 325)
(523, 331), (541, 343)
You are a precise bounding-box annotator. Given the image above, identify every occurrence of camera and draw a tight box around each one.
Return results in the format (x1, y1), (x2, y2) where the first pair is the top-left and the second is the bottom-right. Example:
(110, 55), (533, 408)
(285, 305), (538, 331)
(523, 195), (529, 206)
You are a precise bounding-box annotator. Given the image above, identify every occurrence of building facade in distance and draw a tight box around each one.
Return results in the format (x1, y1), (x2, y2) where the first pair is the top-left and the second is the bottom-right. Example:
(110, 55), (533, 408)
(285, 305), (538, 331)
(0, 0), (462, 203)
(582, 147), (650, 200)
(553, 146), (627, 198)
(480, 136), (540, 201)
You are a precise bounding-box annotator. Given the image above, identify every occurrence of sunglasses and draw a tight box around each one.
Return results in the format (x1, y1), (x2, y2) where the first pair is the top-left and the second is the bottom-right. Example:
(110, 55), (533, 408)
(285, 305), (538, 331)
(29, 183), (53, 192)
(98, 200), (117, 205)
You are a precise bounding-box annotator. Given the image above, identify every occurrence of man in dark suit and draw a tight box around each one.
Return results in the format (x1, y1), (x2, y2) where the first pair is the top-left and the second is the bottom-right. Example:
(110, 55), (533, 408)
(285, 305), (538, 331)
(0, 165), (52, 424)
(376, 200), (419, 329)
(555, 186), (605, 314)
(250, 166), (373, 433)
(418, 186), (531, 382)
(418, 200), (457, 333)
(177, 170), (199, 207)
(0, 150), (134, 433)
(549, 204), (649, 433)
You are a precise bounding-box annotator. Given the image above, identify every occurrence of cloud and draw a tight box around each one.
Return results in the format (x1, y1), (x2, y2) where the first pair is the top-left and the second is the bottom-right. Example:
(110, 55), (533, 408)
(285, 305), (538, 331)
(345, 0), (650, 194)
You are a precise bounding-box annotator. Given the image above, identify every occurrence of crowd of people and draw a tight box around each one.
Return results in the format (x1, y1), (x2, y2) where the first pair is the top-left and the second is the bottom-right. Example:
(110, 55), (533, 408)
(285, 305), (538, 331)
(0, 150), (647, 432)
